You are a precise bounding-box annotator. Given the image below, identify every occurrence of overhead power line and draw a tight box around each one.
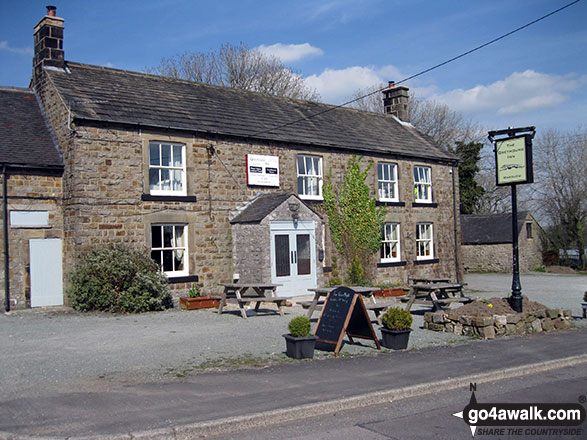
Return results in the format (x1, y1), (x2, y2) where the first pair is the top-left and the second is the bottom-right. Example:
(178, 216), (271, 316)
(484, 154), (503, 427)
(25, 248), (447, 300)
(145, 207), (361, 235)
(250, 0), (582, 138)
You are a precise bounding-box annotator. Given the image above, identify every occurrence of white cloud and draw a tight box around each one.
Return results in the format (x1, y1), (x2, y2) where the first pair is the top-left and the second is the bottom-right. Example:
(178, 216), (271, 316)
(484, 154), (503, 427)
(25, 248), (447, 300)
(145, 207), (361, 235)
(305, 64), (404, 104)
(0, 41), (33, 55)
(430, 70), (587, 116)
(256, 43), (323, 63)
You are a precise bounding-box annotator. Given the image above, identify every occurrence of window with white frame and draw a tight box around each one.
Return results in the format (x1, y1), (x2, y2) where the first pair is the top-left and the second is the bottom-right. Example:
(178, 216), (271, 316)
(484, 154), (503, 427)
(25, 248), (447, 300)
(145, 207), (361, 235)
(413, 166), (432, 203)
(378, 162), (398, 202)
(149, 142), (186, 195)
(381, 223), (401, 262)
(416, 223), (434, 260)
(297, 154), (323, 199)
(151, 224), (188, 276)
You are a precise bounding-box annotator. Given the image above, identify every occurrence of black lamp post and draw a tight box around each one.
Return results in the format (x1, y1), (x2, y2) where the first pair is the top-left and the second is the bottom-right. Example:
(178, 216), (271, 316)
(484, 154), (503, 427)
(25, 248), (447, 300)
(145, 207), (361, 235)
(488, 126), (535, 313)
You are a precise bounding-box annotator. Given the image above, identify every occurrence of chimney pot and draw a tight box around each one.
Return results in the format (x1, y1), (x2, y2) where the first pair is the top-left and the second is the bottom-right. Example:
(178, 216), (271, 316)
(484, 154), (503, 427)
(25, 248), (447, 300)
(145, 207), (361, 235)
(382, 80), (410, 122)
(46, 6), (56, 17)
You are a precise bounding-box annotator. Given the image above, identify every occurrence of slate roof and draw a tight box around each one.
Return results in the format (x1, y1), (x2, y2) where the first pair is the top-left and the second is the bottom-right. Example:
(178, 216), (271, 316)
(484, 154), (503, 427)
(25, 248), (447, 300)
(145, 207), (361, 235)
(461, 212), (529, 245)
(0, 87), (63, 170)
(46, 62), (457, 163)
(231, 193), (296, 224)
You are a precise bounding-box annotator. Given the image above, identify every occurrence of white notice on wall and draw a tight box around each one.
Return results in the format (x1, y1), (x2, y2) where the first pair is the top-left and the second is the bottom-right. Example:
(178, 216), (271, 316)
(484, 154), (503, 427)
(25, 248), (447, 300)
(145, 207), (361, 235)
(246, 154), (280, 187)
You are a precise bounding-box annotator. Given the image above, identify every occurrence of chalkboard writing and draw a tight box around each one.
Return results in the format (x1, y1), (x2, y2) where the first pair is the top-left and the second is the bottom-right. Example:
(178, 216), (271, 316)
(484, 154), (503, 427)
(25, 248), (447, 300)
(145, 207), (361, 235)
(315, 286), (380, 355)
(315, 286), (355, 344)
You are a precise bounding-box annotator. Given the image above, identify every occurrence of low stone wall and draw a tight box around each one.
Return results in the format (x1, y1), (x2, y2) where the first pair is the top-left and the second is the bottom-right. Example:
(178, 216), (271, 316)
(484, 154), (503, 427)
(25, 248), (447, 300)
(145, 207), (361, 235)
(424, 308), (574, 339)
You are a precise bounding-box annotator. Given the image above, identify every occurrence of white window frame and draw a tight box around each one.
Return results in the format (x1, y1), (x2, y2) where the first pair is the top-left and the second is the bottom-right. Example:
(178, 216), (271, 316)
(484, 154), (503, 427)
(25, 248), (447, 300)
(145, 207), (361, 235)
(297, 154), (323, 200)
(151, 224), (188, 277)
(416, 223), (434, 260)
(381, 223), (401, 262)
(148, 142), (186, 196)
(378, 162), (399, 202)
(414, 166), (432, 203)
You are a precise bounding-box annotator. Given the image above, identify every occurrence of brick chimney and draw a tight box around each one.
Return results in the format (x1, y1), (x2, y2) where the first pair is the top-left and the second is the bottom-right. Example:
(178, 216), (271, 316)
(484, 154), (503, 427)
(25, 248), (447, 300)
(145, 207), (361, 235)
(33, 6), (64, 86)
(382, 81), (410, 123)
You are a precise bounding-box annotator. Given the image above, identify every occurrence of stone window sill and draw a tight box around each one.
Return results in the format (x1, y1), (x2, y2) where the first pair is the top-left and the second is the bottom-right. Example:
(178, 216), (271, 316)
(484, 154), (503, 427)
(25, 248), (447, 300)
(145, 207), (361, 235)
(413, 258), (439, 265)
(377, 261), (408, 268)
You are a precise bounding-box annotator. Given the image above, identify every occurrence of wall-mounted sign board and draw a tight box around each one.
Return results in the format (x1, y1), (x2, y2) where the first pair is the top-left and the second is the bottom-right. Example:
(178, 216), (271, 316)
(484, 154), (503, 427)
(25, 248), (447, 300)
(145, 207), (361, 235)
(494, 134), (534, 186)
(314, 286), (381, 355)
(246, 154), (280, 187)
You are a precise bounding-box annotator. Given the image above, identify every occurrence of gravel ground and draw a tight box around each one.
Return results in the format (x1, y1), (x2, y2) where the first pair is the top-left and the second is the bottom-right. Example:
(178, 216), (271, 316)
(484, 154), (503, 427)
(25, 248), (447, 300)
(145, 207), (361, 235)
(1, 272), (585, 400)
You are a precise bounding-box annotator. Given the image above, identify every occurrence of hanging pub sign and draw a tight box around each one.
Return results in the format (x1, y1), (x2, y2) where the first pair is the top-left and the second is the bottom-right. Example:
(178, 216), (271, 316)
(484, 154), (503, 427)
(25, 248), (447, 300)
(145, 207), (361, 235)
(494, 133), (534, 186)
(246, 154), (280, 187)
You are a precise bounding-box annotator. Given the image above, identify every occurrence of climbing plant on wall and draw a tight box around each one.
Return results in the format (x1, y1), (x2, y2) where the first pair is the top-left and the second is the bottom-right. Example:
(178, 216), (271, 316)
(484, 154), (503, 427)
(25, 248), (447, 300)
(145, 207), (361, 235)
(323, 156), (386, 282)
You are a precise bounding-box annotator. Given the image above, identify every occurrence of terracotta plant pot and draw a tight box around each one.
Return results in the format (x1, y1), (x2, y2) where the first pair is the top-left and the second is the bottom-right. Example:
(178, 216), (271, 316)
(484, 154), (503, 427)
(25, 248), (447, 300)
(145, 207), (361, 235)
(374, 288), (407, 297)
(179, 296), (220, 310)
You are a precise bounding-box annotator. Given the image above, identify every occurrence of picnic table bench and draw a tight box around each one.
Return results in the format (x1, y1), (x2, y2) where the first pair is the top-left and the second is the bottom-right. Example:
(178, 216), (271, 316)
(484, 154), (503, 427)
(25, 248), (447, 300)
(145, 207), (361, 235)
(404, 282), (471, 312)
(214, 283), (286, 319)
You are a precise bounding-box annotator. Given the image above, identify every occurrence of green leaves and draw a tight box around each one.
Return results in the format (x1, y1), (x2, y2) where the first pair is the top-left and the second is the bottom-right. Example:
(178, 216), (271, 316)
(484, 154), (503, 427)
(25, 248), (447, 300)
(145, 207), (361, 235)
(323, 156), (385, 282)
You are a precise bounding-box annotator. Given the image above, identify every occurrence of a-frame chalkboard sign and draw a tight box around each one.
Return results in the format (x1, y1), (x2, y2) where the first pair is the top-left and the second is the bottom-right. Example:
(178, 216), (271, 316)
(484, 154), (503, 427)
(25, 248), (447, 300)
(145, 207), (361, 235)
(314, 286), (381, 355)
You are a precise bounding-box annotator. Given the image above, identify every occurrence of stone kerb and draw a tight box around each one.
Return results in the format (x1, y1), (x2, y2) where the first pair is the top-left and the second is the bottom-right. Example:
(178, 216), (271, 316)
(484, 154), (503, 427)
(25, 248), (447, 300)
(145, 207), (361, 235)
(424, 307), (574, 340)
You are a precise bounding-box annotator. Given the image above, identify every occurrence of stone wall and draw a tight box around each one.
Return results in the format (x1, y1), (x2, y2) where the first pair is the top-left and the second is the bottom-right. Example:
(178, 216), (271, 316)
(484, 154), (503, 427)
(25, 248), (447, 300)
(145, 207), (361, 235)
(424, 308), (574, 339)
(462, 216), (544, 273)
(0, 173), (63, 309)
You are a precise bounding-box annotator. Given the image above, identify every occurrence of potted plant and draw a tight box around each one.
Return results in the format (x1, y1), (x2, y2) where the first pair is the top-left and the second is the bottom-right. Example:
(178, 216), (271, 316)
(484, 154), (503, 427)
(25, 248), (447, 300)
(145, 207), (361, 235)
(374, 280), (408, 297)
(179, 284), (220, 310)
(283, 316), (318, 359)
(582, 291), (587, 319)
(380, 306), (413, 350)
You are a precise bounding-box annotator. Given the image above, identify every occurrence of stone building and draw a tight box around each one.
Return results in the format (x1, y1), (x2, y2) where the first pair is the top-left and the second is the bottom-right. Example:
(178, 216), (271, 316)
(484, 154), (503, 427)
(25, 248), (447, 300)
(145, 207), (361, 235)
(1, 7), (463, 309)
(0, 87), (64, 310)
(461, 212), (545, 273)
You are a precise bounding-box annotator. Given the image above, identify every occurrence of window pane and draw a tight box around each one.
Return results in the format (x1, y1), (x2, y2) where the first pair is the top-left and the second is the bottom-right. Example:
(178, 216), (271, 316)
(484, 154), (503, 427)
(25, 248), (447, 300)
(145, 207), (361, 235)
(391, 243), (397, 258)
(174, 226), (184, 247)
(313, 157), (322, 176)
(163, 225), (173, 247)
(160, 169), (171, 191)
(378, 163), (384, 180)
(297, 156), (305, 175)
(149, 168), (160, 191)
(162, 250), (173, 272)
(149, 143), (160, 166)
(161, 144), (172, 167)
(173, 145), (183, 168)
(275, 235), (290, 277)
(296, 234), (311, 275)
(171, 169), (183, 191)
(151, 225), (162, 248)
(151, 250), (161, 266)
(306, 156), (314, 175)
(174, 249), (184, 271)
(298, 177), (305, 195)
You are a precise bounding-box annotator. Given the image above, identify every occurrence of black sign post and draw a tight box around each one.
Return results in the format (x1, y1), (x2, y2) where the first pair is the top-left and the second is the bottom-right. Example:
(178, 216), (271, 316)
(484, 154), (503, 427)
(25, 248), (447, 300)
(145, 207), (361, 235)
(488, 126), (536, 313)
(314, 286), (380, 355)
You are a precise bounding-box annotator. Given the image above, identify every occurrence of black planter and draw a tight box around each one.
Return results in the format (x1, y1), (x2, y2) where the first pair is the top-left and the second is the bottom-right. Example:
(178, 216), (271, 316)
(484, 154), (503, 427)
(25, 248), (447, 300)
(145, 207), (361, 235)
(582, 303), (587, 319)
(380, 328), (412, 350)
(283, 334), (318, 359)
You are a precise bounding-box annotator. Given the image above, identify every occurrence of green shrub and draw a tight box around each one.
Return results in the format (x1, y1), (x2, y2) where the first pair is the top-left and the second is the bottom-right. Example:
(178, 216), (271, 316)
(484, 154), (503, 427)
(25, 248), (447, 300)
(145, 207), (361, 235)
(381, 307), (413, 331)
(187, 284), (201, 298)
(68, 245), (172, 313)
(288, 316), (312, 337)
(346, 255), (364, 285)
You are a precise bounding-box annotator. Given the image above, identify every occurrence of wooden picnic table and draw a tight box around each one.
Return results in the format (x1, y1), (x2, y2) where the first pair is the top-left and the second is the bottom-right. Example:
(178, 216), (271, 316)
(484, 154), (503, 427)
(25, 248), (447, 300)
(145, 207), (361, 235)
(214, 283), (285, 319)
(409, 277), (450, 285)
(405, 282), (471, 312)
(303, 286), (379, 318)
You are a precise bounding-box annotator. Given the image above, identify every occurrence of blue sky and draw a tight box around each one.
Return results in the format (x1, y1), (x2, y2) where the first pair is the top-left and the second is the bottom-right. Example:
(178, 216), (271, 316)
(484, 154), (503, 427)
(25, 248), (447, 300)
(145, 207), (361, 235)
(1, 0), (585, 132)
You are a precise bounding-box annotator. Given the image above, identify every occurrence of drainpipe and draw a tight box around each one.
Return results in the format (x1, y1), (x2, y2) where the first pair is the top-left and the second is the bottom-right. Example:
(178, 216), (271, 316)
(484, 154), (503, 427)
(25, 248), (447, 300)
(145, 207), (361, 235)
(451, 165), (461, 283)
(3, 166), (10, 312)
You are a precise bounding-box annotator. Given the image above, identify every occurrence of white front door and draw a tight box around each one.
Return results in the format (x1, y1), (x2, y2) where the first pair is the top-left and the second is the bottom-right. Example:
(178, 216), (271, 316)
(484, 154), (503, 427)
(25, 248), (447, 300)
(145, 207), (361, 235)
(30, 239), (63, 307)
(270, 221), (317, 297)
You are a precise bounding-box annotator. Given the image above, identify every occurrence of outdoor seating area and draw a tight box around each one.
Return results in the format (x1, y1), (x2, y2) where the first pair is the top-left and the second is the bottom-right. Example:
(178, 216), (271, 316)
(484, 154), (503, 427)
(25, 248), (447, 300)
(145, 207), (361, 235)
(213, 283), (288, 319)
(403, 279), (472, 312)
